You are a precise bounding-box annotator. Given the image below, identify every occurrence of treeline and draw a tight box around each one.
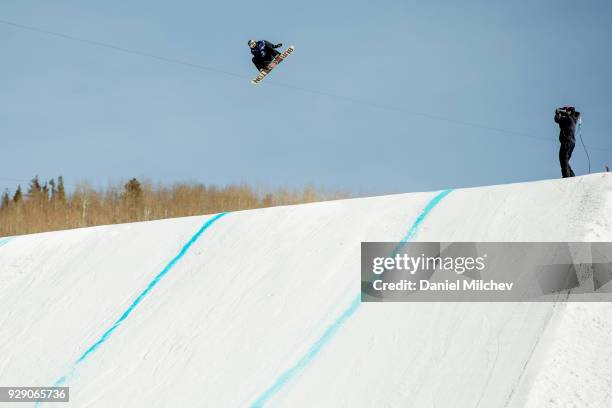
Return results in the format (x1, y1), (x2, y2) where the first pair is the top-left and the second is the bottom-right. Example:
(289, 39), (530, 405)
(0, 176), (347, 236)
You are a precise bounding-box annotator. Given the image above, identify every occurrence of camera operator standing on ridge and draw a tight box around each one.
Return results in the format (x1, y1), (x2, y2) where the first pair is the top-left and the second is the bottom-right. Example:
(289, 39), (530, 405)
(554, 106), (581, 178)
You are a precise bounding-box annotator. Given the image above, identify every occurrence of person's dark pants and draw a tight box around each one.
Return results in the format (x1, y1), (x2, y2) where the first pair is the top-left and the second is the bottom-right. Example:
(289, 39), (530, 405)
(252, 50), (280, 71)
(252, 57), (269, 71)
(559, 139), (576, 178)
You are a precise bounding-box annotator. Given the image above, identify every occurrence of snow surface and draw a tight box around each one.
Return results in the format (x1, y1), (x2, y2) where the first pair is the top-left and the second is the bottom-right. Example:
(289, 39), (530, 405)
(1, 173), (611, 408)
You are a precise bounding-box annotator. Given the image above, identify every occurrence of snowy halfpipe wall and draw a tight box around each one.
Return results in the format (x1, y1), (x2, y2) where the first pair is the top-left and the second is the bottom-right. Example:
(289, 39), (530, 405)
(1, 174), (611, 407)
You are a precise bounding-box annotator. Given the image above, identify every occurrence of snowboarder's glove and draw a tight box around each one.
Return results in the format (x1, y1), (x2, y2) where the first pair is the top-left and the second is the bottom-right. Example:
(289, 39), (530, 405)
(274, 43), (282, 48)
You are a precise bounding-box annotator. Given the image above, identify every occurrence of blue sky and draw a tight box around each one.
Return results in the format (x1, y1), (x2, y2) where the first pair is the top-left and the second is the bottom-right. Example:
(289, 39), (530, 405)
(1, 0), (611, 195)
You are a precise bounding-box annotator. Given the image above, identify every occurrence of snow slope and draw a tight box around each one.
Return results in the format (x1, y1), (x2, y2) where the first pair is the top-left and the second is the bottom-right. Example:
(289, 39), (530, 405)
(1, 173), (611, 408)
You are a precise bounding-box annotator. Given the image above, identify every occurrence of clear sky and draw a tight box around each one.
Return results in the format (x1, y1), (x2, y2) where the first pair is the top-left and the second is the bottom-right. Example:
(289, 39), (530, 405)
(1, 0), (611, 195)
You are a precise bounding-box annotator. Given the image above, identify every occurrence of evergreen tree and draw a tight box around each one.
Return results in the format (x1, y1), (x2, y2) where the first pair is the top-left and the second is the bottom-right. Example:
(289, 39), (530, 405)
(1, 190), (9, 210)
(49, 178), (56, 200)
(13, 185), (23, 203)
(124, 178), (143, 220)
(27, 176), (47, 212)
(28, 176), (42, 198)
(124, 178), (143, 199)
(57, 176), (66, 204)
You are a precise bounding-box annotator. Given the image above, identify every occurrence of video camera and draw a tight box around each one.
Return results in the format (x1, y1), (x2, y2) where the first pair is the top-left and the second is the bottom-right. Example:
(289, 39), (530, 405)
(556, 106), (582, 125)
(556, 106), (575, 116)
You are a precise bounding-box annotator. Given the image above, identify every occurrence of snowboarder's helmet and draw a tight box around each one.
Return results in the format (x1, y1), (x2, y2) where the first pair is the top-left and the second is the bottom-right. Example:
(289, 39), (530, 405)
(248, 39), (257, 48)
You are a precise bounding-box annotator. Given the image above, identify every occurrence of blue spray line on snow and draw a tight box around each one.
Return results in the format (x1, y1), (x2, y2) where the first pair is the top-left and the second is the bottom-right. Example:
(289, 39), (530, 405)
(250, 296), (361, 408)
(400, 189), (452, 243)
(0, 237), (13, 247)
(250, 189), (453, 408)
(50, 212), (228, 389)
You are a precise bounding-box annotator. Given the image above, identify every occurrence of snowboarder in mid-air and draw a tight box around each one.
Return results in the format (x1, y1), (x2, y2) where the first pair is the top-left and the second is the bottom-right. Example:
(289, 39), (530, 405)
(248, 39), (283, 71)
(554, 106), (581, 178)
(248, 39), (295, 85)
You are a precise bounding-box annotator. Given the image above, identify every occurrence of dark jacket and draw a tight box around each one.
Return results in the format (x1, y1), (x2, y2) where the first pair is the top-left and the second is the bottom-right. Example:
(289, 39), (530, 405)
(554, 109), (581, 142)
(250, 40), (281, 62)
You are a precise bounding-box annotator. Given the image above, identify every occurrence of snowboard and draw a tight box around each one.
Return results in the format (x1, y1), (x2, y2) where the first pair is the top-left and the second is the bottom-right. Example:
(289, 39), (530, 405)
(251, 45), (295, 85)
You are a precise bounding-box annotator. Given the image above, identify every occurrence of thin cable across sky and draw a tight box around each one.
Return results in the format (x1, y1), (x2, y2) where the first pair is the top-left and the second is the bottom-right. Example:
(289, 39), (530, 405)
(1, 18), (611, 154)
